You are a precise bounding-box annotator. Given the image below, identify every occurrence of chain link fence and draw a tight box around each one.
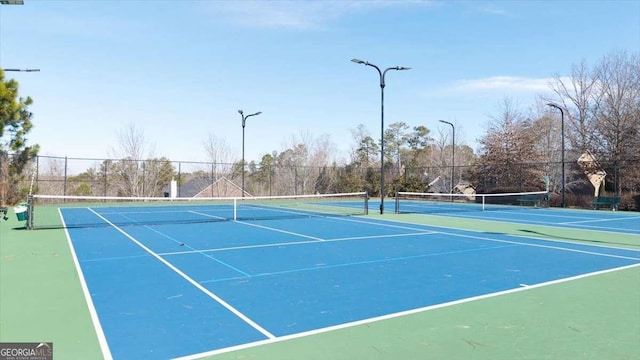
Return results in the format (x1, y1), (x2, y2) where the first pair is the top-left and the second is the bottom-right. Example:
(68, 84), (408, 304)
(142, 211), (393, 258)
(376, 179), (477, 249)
(5, 154), (639, 210)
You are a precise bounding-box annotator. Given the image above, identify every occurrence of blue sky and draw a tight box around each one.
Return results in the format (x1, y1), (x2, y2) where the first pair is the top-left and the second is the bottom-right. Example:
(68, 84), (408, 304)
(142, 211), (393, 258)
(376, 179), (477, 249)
(1, 0), (639, 170)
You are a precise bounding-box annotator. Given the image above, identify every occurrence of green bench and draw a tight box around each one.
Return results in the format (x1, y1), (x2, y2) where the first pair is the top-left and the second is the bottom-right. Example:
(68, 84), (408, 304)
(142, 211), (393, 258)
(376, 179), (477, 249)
(591, 196), (620, 210)
(517, 194), (545, 207)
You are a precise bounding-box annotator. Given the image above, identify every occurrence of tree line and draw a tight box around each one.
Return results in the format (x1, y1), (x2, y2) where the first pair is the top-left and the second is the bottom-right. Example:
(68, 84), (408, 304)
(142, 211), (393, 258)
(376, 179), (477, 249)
(2, 50), (639, 209)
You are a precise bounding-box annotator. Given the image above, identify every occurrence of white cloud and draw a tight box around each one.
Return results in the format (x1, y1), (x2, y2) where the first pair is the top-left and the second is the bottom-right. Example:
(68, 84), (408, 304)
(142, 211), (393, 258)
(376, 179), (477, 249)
(428, 76), (566, 95)
(453, 76), (555, 93)
(473, 5), (512, 17)
(210, 0), (435, 30)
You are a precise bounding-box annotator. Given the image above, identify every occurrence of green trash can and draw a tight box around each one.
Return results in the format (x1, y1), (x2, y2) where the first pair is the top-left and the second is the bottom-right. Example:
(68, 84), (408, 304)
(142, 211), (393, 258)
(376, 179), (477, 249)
(14, 204), (28, 221)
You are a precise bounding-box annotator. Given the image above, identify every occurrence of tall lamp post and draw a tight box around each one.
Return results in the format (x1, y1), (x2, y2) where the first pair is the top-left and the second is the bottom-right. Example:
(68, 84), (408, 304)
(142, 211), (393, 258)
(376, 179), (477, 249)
(2, 69), (40, 72)
(238, 109), (262, 198)
(351, 58), (410, 214)
(439, 120), (455, 193)
(547, 103), (565, 208)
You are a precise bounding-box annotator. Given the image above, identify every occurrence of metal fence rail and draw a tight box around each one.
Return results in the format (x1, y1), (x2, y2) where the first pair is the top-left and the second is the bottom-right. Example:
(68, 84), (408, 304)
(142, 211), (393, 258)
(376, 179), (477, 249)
(5, 154), (640, 210)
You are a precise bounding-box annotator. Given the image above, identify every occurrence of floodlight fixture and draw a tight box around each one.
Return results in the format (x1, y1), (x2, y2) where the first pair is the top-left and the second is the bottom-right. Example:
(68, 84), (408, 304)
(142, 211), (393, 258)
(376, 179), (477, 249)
(439, 120), (455, 194)
(547, 102), (566, 207)
(238, 109), (262, 197)
(351, 58), (411, 214)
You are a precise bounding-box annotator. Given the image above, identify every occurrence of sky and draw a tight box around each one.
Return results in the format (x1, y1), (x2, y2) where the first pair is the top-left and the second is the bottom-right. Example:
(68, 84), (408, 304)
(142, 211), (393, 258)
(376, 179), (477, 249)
(1, 0), (639, 173)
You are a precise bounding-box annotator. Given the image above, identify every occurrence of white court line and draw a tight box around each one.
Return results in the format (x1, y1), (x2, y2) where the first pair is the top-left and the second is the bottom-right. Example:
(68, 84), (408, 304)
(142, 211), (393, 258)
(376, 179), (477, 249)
(328, 215), (443, 232)
(562, 216), (640, 225)
(420, 211), (640, 235)
(172, 262), (640, 360)
(194, 203), (438, 240)
(409, 225), (640, 260)
(560, 223), (640, 234)
(385, 218), (640, 260)
(60, 209), (114, 360)
(158, 231), (437, 257)
(190, 210), (325, 241)
(114, 211), (250, 276)
(183, 207), (638, 259)
(198, 243), (517, 284)
(159, 239), (324, 256)
(86, 208), (276, 340)
(140, 221), (250, 277)
(329, 231), (437, 242)
(344, 215), (640, 254)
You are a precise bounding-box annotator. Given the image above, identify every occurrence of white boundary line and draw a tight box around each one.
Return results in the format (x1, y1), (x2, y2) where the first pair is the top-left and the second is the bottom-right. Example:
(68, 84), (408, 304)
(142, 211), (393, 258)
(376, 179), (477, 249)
(558, 217), (640, 225)
(86, 208), (276, 340)
(159, 209), (637, 263)
(387, 213), (640, 250)
(117, 211), (251, 277)
(61, 205), (638, 359)
(422, 211), (640, 235)
(441, 231), (639, 260)
(59, 208), (113, 360)
(172, 262), (640, 360)
(190, 210), (325, 241)
(158, 231), (436, 257)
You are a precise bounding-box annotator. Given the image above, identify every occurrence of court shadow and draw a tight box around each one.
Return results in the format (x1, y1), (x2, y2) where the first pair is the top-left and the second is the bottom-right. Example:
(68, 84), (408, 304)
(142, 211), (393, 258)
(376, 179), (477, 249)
(518, 228), (634, 247)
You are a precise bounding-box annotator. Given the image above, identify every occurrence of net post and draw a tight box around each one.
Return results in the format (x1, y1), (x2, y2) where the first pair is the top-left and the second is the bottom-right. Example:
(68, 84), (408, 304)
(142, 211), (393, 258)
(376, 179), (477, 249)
(233, 198), (237, 220)
(394, 191), (399, 214)
(364, 192), (369, 215)
(482, 194), (486, 211)
(26, 194), (34, 230)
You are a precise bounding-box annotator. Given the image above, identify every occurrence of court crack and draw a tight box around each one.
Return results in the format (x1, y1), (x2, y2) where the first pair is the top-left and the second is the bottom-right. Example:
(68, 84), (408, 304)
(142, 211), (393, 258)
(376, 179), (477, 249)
(463, 338), (488, 349)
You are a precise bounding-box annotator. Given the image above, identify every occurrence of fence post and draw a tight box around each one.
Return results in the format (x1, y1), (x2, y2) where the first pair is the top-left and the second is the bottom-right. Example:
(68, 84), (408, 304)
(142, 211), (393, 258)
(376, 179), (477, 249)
(269, 165), (272, 196)
(142, 161), (146, 197)
(178, 162), (182, 198)
(36, 155), (40, 195)
(63, 156), (68, 198)
(103, 161), (108, 197)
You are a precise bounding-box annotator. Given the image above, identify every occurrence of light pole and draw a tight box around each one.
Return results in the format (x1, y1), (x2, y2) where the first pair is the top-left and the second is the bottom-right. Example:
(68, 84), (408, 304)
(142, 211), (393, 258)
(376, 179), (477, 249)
(547, 103), (565, 208)
(351, 58), (410, 214)
(2, 69), (40, 72)
(439, 120), (455, 193)
(238, 109), (262, 198)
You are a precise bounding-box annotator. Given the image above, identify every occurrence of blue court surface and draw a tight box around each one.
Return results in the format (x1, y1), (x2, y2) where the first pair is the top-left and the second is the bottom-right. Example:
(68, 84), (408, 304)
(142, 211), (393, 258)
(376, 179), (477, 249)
(61, 203), (640, 359)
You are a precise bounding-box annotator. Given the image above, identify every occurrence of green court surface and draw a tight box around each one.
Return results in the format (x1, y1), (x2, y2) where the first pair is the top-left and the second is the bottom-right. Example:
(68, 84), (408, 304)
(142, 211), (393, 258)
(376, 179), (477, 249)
(1, 209), (639, 360)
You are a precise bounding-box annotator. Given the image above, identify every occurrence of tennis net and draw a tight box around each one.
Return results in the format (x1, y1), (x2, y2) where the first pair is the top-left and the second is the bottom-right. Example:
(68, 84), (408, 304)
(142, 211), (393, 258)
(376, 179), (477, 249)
(26, 192), (369, 229)
(394, 190), (549, 214)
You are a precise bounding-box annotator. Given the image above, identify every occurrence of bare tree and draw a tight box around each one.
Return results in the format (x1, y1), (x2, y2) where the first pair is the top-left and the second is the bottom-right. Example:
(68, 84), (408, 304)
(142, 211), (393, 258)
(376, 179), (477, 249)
(275, 130), (335, 195)
(349, 124), (378, 167)
(110, 122), (153, 161)
(199, 133), (235, 196)
(433, 125), (452, 192)
(108, 122), (172, 197)
(471, 98), (543, 190)
(383, 121), (410, 176)
(592, 50), (640, 193)
(35, 157), (66, 195)
(203, 132), (234, 172)
(548, 60), (602, 152)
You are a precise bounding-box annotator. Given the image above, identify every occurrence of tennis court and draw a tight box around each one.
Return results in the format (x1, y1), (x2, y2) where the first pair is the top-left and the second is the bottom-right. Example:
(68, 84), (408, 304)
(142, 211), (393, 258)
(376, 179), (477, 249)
(394, 192), (640, 235)
(13, 193), (634, 359)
